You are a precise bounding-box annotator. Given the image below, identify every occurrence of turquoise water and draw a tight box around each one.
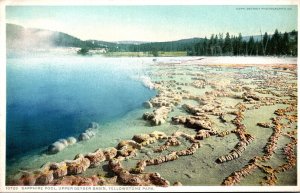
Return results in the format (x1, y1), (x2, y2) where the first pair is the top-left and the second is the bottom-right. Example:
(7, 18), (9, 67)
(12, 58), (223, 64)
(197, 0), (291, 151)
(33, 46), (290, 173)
(6, 55), (156, 160)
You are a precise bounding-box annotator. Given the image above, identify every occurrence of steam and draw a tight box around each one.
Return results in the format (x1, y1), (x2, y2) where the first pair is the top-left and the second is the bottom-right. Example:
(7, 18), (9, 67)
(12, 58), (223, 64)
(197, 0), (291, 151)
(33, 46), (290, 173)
(7, 24), (58, 53)
(132, 75), (155, 90)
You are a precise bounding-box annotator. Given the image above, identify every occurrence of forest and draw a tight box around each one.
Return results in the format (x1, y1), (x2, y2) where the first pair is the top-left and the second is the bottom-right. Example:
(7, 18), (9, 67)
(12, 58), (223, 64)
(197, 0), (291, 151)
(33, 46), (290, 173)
(188, 30), (298, 56)
(89, 29), (297, 56)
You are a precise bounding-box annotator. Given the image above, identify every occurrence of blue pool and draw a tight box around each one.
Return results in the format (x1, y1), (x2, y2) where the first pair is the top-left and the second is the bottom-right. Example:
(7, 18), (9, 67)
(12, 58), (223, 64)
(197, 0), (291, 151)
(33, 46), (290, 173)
(6, 55), (156, 159)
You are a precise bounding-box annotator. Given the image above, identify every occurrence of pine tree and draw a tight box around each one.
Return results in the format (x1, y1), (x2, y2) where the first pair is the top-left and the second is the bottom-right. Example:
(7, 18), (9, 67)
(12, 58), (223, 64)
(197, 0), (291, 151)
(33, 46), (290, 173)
(218, 33), (224, 56)
(280, 32), (289, 55)
(209, 34), (215, 55)
(262, 32), (269, 55)
(203, 37), (208, 56)
(270, 29), (280, 55)
(223, 32), (232, 55)
(248, 36), (255, 55)
(289, 30), (297, 56)
(237, 33), (243, 55)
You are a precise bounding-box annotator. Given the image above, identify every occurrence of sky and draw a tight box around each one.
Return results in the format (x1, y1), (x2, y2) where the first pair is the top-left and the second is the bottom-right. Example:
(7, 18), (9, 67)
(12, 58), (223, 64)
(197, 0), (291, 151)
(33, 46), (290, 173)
(6, 5), (298, 42)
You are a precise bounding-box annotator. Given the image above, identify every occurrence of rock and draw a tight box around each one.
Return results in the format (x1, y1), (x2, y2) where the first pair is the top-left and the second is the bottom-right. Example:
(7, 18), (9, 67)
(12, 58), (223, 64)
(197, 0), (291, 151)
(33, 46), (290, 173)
(117, 140), (142, 158)
(154, 136), (181, 152)
(172, 116), (186, 124)
(132, 134), (151, 143)
(132, 133), (158, 146)
(143, 112), (154, 120)
(18, 172), (37, 186)
(144, 152), (179, 166)
(47, 136), (77, 155)
(103, 147), (118, 160)
(149, 131), (167, 140)
(274, 108), (286, 116)
(117, 140), (142, 150)
(217, 137), (253, 163)
(85, 130), (95, 138)
(218, 130), (231, 137)
(78, 133), (90, 141)
(48, 141), (66, 154)
(84, 148), (106, 167)
(35, 170), (54, 185)
(172, 131), (197, 143)
(58, 139), (68, 147)
(222, 163), (258, 186)
(16, 130), (211, 186)
(172, 115), (212, 130)
(145, 151), (152, 157)
(185, 173), (192, 178)
(176, 142), (201, 156)
(109, 159), (169, 186)
(242, 92), (260, 101)
(195, 130), (211, 140)
(65, 154), (90, 175)
(143, 101), (153, 109)
(117, 146), (137, 158)
(88, 122), (100, 129)
(182, 104), (203, 114)
(192, 80), (206, 88)
(219, 113), (227, 122)
(49, 162), (68, 178)
(66, 137), (77, 145)
(173, 181), (183, 186)
(143, 106), (171, 126)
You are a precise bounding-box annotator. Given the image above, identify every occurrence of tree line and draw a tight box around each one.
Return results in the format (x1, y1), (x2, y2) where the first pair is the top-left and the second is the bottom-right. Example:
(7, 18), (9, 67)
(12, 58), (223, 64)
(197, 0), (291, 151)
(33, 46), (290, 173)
(86, 38), (201, 53)
(82, 29), (297, 57)
(69, 29), (298, 56)
(188, 29), (297, 56)
(107, 29), (297, 56)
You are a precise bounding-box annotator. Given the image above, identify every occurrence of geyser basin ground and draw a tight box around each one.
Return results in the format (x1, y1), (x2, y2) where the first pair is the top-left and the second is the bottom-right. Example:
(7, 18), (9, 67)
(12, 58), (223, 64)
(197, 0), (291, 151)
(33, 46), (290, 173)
(6, 56), (297, 186)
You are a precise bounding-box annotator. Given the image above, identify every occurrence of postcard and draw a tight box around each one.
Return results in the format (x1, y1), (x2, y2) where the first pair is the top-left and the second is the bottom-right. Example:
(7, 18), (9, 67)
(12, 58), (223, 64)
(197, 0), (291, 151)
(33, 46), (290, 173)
(0, 0), (299, 192)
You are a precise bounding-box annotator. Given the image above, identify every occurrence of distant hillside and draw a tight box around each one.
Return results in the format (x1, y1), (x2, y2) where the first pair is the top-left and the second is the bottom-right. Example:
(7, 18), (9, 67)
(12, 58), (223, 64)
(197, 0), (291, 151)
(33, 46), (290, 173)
(6, 23), (85, 49)
(138, 38), (203, 52)
(113, 40), (149, 45)
(6, 23), (203, 51)
(85, 38), (204, 52)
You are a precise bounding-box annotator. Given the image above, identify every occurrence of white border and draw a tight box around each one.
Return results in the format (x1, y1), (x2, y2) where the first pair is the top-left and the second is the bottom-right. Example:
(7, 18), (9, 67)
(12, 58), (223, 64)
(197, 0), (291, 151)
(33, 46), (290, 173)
(0, 0), (299, 192)
(1, 0), (299, 5)
(1, 185), (300, 192)
(0, 0), (7, 192)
